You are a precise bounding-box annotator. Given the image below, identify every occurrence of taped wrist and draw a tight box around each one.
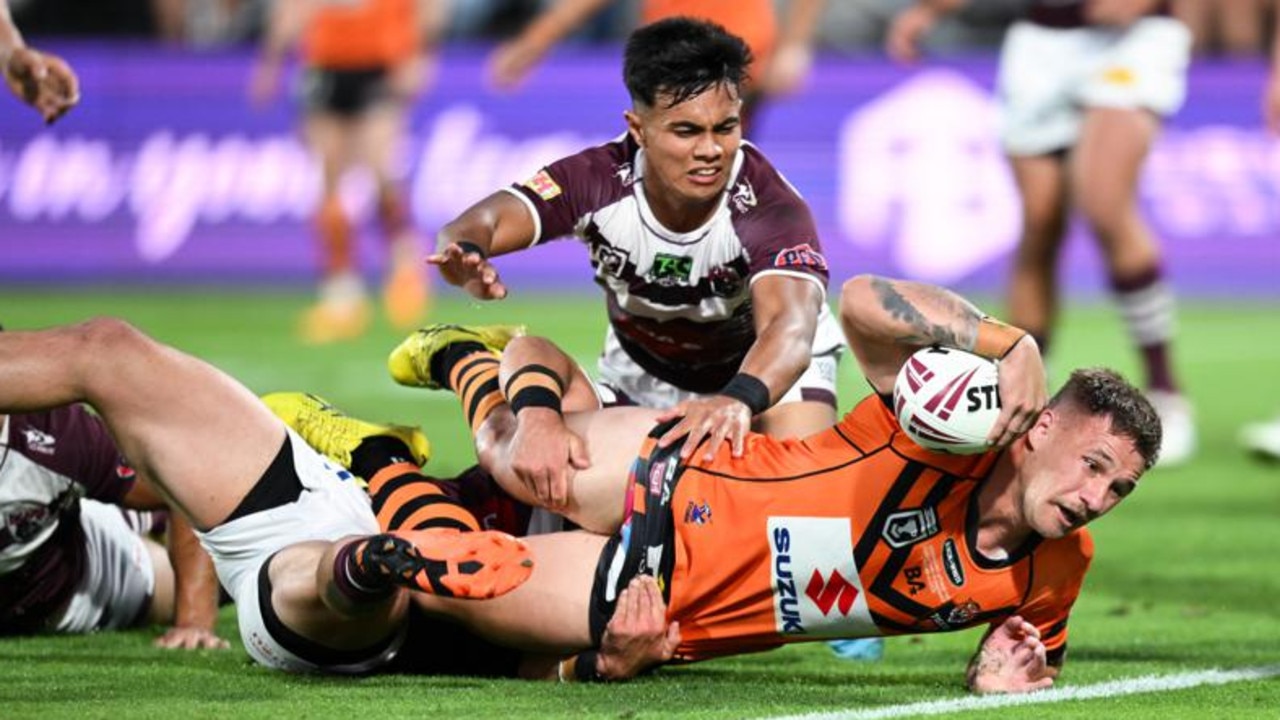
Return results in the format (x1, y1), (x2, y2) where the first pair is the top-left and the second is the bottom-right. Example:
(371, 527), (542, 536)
(720, 373), (770, 416)
(973, 316), (1029, 360)
(570, 650), (605, 682)
(504, 364), (564, 416)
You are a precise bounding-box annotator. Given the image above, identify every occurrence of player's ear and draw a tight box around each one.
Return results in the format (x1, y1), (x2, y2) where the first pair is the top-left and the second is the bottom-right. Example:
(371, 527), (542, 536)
(1024, 408), (1054, 450)
(624, 110), (645, 147)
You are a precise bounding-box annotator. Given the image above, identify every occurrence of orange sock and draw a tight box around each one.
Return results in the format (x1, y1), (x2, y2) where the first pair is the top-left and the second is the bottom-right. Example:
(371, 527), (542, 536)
(368, 462), (480, 533)
(447, 352), (505, 435)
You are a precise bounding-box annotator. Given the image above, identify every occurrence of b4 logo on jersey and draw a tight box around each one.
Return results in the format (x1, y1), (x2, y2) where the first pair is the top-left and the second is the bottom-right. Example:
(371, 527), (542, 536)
(650, 253), (693, 286)
(522, 170), (563, 201)
(774, 243), (828, 271)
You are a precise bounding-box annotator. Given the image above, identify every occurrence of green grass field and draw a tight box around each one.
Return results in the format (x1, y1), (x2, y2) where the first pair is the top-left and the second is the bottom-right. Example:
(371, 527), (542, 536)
(1, 288), (1278, 719)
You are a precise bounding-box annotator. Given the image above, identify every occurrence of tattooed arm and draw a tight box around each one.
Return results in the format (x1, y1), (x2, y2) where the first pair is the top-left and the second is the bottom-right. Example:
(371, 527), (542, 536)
(838, 275), (1046, 444)
(838, 275), (984, 394)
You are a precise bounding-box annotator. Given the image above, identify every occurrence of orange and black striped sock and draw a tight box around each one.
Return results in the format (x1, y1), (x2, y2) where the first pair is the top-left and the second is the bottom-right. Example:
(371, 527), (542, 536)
(445, 350), (505, 435)
(367, 463), (480, 533)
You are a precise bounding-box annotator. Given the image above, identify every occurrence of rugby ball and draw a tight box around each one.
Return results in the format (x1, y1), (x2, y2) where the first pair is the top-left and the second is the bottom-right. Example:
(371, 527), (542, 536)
(893, 347), (1001, 454)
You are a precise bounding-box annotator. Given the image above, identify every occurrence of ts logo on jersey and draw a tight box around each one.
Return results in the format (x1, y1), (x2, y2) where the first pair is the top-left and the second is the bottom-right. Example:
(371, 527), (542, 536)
(650, 253), (693, 286)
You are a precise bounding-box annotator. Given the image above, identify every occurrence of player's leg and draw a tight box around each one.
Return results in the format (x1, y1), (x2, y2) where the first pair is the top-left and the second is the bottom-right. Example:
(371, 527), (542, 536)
(1072, 105), (1194, 465)
(358, 98), (428, 330)
(1005, 154), (1070, 356)
(414, 530), (609, 654)
(300, 109), (370, 344)
(390, 327), (656, 533)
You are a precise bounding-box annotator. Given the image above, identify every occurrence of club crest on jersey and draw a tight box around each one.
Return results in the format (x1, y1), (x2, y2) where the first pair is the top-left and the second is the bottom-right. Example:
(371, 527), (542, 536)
(882, 507), (939, 549)
(767, 517), (875, 637)
(707, 265), (744, 298)
(614, 162), (635, 186)
(683, 500), (712, 525)
(731, 180), (757, 212)
(649, 253), (693, 286)
(592, 244), (629, 279)
(773, 243), (828, 271)
(22, 428), (56, 455)
(0, 502), (54, 551)
(522, 170), (562, 201)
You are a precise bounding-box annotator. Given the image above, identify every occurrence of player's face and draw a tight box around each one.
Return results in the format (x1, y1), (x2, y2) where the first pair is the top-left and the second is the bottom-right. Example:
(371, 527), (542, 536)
(1021, 410), (1145, 539)
(626, 83), (743, 225)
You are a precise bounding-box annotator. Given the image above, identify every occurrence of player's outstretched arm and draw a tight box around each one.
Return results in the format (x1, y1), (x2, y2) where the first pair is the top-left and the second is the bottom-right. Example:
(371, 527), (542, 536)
(657, 275), (822, 460)
(839, 274), (1046, 445)
(0, 0), (79, 123)
(966, 616), (1057, 694)
(429, 191), (538, 300)
(487, 0), (610, 90)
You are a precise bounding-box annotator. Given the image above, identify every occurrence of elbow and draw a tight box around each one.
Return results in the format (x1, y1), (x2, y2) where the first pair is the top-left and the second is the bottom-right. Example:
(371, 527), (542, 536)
(839, 274), (884, 328)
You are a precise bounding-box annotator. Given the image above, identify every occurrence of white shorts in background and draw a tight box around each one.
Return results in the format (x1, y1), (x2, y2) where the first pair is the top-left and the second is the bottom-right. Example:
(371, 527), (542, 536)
(997, 17), (1192, 156)
(196, 429), (385, 673)
(595, 306), (845, 409)
(50, 499), (155, 634)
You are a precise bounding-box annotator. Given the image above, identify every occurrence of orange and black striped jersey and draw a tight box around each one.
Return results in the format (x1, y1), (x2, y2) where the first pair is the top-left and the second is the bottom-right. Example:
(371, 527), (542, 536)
(658, 395), (1092, 663)
(302, 0), (419, 69)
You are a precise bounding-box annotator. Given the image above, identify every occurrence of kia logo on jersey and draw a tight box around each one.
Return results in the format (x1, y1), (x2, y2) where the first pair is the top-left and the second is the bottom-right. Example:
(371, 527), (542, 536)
(767, 517), (876, 637)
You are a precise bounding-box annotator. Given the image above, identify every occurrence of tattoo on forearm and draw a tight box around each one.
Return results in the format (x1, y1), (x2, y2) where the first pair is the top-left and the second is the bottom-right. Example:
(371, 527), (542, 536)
(871, 277), (980, 349)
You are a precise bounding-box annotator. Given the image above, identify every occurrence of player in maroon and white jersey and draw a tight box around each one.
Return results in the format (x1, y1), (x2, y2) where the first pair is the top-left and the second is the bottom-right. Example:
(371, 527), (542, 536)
(429, 17), (845, 504)
(0, 403), (225, 648)
(888, 0), (1197, 468)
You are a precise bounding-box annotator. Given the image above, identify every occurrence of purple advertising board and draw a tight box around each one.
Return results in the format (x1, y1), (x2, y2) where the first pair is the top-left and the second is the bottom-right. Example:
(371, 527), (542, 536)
(0, 43), (1276, 296)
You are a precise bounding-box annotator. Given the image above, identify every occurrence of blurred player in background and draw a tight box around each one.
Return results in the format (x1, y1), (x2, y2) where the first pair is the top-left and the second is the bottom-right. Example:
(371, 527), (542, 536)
(0, 0), (78, 123)
(889, 0), (1197, 468)
(488, 0), (828, 136)
(251, 0), (444, 344)
(1239, 6), (1280, 461)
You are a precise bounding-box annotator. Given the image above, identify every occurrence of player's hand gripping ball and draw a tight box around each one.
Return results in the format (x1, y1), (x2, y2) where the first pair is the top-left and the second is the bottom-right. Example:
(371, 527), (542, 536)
(894, 347), (1001, 454)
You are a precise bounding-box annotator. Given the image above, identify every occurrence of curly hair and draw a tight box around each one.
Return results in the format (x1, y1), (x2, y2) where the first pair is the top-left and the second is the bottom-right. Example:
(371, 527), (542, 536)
(1049, 368), (1163, 470)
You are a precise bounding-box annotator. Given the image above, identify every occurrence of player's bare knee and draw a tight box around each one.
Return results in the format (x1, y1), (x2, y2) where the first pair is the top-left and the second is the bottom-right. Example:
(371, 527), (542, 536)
(70, 318), (155, 381)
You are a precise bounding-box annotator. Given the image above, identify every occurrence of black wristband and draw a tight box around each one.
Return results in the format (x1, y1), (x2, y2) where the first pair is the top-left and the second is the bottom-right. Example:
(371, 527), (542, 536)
(573, 650), (605, 682)
(720, 373), (770, 415)
(455, 240), (487, 259)
(510, 387), (562, 415)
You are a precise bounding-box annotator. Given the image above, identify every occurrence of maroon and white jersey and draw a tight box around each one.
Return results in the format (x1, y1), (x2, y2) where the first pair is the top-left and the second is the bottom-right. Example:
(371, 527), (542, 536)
(0, 406), (134, 633)
(506, 135), (830, 393)
(1027, 0), (1170, 28)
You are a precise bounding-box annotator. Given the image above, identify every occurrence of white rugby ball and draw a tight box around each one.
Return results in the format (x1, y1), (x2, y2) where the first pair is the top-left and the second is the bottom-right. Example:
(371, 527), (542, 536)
(893, 346), (1001, 454)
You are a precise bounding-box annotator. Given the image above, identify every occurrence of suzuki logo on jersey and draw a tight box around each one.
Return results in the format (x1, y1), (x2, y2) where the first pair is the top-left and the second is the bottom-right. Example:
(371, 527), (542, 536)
(805, 569), (859, 617)
(650, 253), (693, 286)
(774, 243), (828, 271)
(22, 428), (56, 455)
(767, 517), (875, 637)
(882, 507), (939, 549)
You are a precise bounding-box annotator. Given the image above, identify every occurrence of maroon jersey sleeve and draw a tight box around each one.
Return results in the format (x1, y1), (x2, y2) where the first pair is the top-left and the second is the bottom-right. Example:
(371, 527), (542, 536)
(17, 405), (134, 504)
(732, 145), (829, 290)
(508, 135), (636, 244)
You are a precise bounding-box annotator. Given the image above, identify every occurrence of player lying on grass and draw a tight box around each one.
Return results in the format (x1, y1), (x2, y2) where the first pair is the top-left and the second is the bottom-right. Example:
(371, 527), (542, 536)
(0, 317), (541, 674)
(278, 274), (1161, 692)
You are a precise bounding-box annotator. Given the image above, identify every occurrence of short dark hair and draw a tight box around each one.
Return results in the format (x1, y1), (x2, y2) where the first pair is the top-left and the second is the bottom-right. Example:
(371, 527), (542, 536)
(1048, 368), (1163, 471)
(623, 17), (752, 108)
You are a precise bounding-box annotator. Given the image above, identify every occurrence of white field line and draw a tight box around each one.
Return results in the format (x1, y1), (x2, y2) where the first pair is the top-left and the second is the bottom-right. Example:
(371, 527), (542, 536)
(765, 665), (1280, 720)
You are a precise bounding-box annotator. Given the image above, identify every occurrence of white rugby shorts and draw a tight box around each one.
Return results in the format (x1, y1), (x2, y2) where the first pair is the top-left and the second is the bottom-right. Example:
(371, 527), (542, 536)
(997, 16), (1192, 156)
(50, 499), (156, 634)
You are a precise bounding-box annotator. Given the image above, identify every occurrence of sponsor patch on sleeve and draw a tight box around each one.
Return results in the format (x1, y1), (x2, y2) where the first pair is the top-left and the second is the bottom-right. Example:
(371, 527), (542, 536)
(774, 243), (828, 271)
(522, 169), (563, 201)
